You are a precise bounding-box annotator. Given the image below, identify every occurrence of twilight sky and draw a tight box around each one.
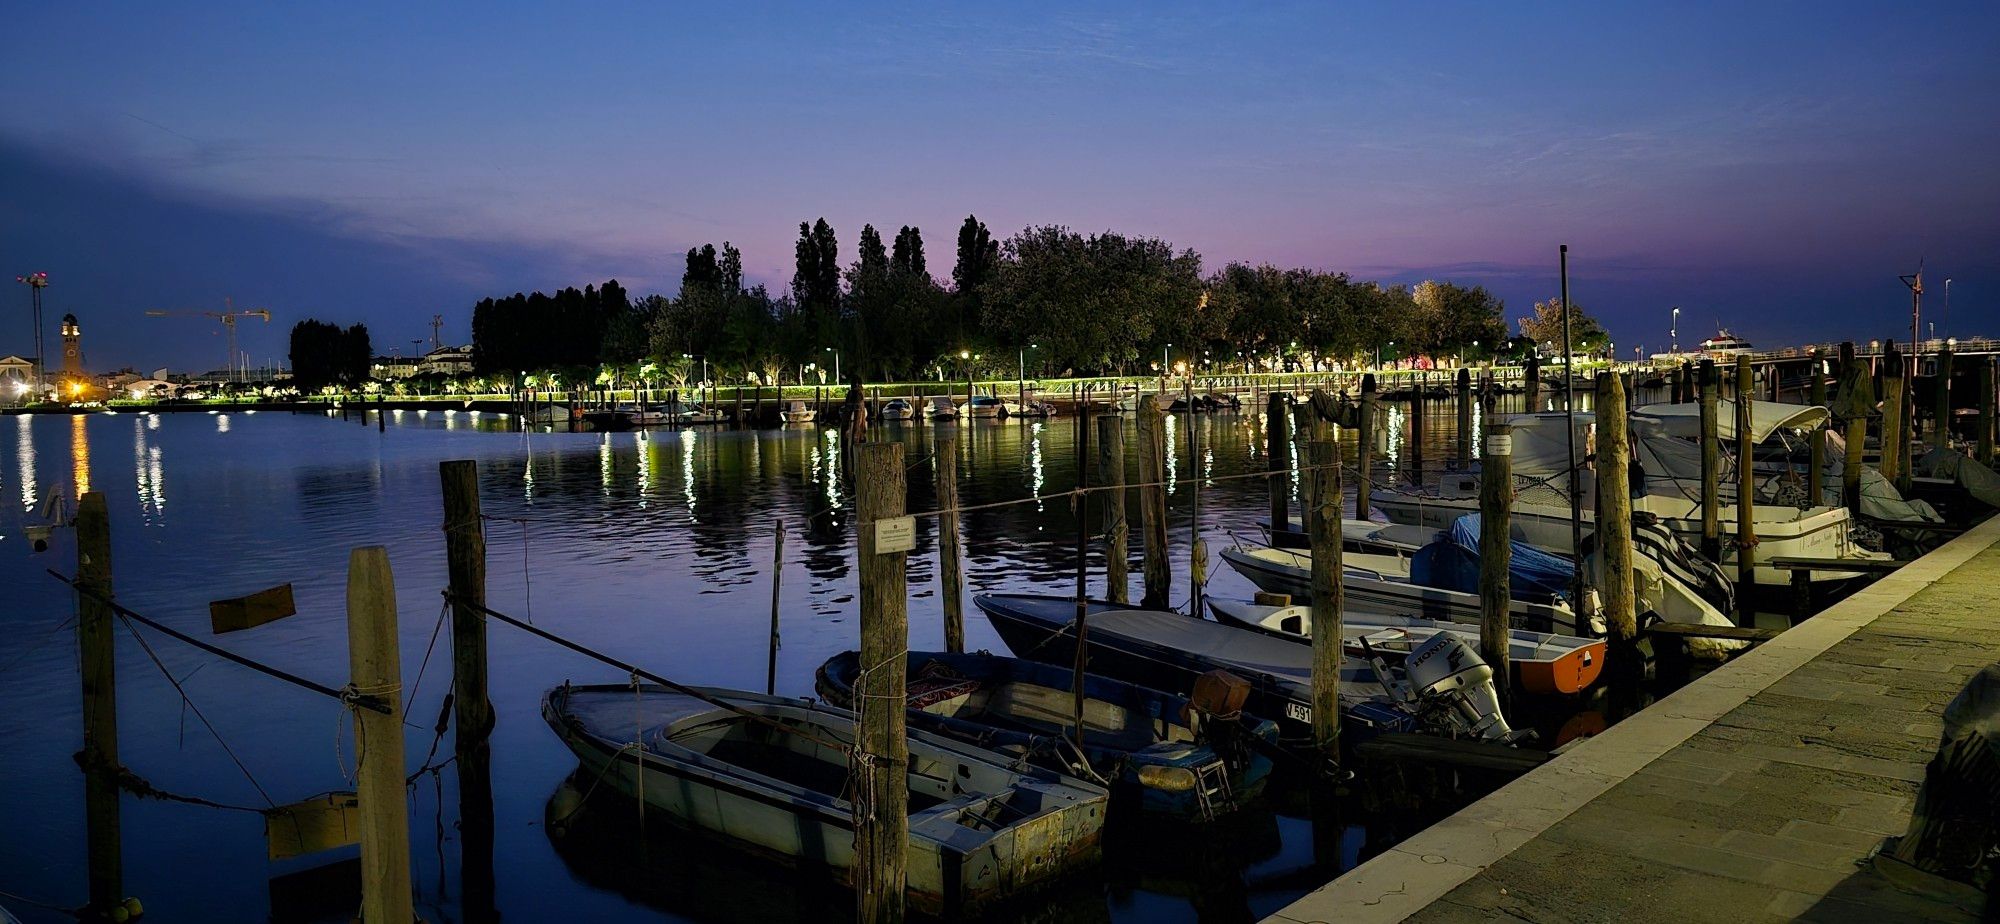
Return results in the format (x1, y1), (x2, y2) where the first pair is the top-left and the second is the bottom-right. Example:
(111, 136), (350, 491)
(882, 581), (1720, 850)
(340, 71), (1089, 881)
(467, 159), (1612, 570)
(2, 2), (1996, 372)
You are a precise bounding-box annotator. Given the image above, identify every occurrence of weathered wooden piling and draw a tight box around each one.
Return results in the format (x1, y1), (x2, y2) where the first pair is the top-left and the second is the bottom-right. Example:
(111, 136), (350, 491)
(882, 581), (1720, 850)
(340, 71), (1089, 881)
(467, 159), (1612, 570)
(346, 546), (414, 924)
(1267, 393), (1290, 538)
(1524, 355), (1541, 409)
(1843, 344), (1867, 517)
(1303, 398), (1343, 755)
(934, 427), (965, 652)
(853, 443), (910, 924)
(1136, 395), (1171, 608)
(1408, 388), (1426, 485)
(1455, 368), (1474, 469)
(1979, 357), (1995, 467)
(768, 520), (784, 695)
(1808, 361), (1827, 506)
(1356, 374), (1376, 519)
(1478, 424), (1514, 684)
(1673, 363), (1688, 404)
(1699, 360), (1721, 562)
(1596, 374), (1638, 641)
(1881, 343), (1905, 485)
(439, 460), (496, 921)
(1935, 344), (1954, 446)
(76, 493), (124, 917)
(1098, 415), (1129, 604)
(1734, 355), (1758, 625)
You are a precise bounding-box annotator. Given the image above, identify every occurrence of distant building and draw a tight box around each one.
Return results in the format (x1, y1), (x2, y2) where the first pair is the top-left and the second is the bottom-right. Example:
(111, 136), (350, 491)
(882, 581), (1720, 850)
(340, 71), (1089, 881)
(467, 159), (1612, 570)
(0, 354), (34, 403)
(61, 314), (83, 378)
(417, 344), (474, 376)
(371, 355), (419, 379)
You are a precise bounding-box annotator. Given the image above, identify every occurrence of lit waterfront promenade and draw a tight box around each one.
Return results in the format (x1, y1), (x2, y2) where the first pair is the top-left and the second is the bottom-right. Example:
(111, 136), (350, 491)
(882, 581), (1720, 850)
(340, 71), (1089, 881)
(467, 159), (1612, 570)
(1270, 514), (2000, 923)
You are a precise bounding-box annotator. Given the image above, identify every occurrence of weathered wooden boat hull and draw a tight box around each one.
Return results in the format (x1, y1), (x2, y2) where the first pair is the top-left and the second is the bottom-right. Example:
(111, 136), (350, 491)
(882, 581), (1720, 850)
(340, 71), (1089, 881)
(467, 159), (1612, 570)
(814, 650), (1278, 821)
(543, 685), (1105, 915)
(1206, 598), (1606, 695)
(974, 594), (1420, 743)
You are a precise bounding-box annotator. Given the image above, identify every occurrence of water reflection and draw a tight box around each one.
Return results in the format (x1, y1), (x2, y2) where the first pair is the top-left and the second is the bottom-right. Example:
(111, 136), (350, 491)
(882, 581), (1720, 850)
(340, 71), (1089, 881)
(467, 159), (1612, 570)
(216, 412), (231, 433)
(680, 430), (697, 513)
(1163, 413), (1179, 494)
(134, 417), (166, 522)
(70, 414), (90, 496)
(16, 414), (35, 512)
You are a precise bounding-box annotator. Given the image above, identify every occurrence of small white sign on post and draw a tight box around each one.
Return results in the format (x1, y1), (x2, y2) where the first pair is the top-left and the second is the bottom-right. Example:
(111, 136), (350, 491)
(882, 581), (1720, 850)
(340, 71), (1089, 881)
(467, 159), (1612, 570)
(1485, 434), (1513, 457)
(874, 516), (916, 555)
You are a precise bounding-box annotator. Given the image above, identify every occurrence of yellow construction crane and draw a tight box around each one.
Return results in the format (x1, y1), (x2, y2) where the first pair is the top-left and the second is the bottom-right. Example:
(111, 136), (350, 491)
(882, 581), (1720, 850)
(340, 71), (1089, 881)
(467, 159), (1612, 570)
(145, 299), (272, 382)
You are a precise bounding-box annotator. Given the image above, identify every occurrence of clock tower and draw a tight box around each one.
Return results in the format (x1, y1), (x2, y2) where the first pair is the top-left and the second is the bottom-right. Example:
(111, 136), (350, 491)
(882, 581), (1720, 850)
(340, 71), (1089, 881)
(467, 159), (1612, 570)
(61, 313), (82, 378)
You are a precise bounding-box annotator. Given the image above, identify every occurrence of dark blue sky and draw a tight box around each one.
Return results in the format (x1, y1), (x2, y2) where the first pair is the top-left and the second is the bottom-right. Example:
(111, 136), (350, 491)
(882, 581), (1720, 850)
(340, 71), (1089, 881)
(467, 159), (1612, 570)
(3, 2), (1996, 371)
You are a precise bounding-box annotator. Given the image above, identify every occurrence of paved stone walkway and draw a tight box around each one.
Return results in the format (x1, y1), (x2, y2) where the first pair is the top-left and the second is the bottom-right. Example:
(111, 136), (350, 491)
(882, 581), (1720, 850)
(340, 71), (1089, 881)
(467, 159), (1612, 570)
(1270, 516), (2000, 924)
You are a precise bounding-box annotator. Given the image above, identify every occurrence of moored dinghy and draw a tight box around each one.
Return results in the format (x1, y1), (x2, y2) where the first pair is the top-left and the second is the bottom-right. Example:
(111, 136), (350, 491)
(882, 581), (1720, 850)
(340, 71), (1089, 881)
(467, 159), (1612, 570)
(815, 650), (1280, 821)
(543, 683), (1106, 915)
(974, 594), (1523, 745)
(1206, 598), (1606, 695)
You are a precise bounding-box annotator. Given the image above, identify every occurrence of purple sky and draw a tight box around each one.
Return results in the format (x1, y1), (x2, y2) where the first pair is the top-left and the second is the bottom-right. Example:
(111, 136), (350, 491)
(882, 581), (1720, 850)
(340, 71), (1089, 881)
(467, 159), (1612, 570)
(3, 2), (1996, 371)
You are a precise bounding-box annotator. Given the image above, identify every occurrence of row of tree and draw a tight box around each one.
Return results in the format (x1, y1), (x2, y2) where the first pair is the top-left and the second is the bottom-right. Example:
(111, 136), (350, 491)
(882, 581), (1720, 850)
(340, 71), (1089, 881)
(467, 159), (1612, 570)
(288, 320), (372, 391)
(460, 217), (1610, 386)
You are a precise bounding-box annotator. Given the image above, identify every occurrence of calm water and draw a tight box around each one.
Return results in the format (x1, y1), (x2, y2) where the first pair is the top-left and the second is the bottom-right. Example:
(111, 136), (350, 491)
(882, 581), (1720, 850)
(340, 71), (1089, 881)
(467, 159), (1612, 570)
(0, 395), (1572, 923)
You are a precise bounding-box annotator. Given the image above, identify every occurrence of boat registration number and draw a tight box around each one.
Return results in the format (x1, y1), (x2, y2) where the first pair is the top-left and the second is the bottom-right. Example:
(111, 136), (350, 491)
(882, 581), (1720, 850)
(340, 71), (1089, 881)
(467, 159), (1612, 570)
(1284, 701), (1312, 724)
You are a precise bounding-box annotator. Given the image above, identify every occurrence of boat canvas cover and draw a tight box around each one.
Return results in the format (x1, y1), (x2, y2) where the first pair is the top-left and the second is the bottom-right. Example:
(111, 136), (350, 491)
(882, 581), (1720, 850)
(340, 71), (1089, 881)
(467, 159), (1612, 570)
(1409, 514), (1573, 600)
(1635, 400), (1830, 445)
(1498, 413), (1705, 488)
(1919, 448), (2000, 510)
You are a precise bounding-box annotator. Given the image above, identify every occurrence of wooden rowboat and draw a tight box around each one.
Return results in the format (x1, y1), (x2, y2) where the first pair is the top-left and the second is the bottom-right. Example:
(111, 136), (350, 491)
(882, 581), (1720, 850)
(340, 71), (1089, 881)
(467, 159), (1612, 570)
(543, 683), (1106, 915)
(1207, 598), (1606, 695)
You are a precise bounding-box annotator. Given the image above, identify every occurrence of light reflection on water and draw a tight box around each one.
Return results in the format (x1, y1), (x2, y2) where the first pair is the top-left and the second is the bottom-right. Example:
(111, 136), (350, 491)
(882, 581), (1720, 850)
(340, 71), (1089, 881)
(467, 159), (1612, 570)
(0, 391), (1589, 923)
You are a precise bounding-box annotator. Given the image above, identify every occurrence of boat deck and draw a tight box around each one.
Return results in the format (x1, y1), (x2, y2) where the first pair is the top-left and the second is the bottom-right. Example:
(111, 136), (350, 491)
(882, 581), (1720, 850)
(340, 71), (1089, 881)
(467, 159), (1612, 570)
(1267, 514), (2000, 924)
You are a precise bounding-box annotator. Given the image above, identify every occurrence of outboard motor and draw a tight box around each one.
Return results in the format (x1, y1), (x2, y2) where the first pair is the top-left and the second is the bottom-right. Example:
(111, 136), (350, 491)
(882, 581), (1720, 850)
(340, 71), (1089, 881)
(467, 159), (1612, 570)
(1403, 633), (1518, 742)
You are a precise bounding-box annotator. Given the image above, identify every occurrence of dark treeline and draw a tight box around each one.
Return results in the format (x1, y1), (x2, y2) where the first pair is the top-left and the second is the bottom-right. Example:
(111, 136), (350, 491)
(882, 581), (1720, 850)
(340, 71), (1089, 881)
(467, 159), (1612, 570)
(288, 320), (372, 392)
(467, 216), (1579, 387)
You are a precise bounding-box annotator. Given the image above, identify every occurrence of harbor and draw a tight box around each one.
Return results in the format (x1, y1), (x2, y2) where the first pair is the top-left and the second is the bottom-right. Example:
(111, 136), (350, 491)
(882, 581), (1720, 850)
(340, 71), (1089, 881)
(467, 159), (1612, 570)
(4, 350), (1997, 922)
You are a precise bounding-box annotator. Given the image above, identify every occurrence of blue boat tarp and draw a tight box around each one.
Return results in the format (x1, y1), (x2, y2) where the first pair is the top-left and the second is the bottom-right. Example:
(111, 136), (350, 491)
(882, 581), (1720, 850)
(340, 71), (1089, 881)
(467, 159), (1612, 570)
(1410, 514), (1573, 601)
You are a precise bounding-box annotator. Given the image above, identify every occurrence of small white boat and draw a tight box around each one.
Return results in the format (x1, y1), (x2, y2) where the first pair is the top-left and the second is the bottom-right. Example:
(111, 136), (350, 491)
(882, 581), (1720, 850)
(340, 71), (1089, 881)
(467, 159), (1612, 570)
(544, 684), (1107, 915)
(927, 397), (959, 421)
(668, 400), (726, 425)
(1207, 598), (1607, 695)
(1219, 544), (1591, 637)
(879, 398), (916, 421)
(966, 395), (1007, 419)
(780, 400), (816, 425)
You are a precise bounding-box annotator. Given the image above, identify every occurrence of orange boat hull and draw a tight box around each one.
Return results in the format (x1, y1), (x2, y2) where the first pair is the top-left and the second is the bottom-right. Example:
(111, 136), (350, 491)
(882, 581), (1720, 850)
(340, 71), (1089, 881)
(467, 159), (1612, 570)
(1515, 640), (1606, 694)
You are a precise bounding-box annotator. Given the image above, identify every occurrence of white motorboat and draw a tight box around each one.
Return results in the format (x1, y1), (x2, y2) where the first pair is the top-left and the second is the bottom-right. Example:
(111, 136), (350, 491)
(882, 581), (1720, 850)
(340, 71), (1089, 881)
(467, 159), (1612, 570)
(780, 400), (816, 425)
(878, 398), (917, 421)
(1218, 545), (1591, 636)
(1369, 410), (1890, 587)
(966, 395), (1007, 419)
(1206, 598), (1607, 695)
(927, 397), (959, 421)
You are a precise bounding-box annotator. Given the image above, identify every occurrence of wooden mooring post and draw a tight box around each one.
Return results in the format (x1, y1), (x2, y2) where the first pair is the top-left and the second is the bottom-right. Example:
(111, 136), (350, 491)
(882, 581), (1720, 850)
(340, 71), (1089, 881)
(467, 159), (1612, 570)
(1136, 395), (1170, 608)
(934, 427), (965, 652)
(1935, 344), (1955, 446)
(1408, 388), (1426, 485)
(76, 492), (126, 919)
(1455, 368), (1473, 469)
(853, 443), (910, 923)
(768, 520), (784, 694)
(1596, 375), (1638, 642)
(1881, 342), (1905, 486)
(1303, 397), (1343, 757)
(1267, 393), (1291, 538)
(1734, 355), (1758, 625)
(1098, 415), (1129, 604)
(1979, 357), (1995, 467)
(1356, 374), (1376, 519)
(346, 547), (415, 924)
(1698, 360), (1721, 562)
(1808, 360), (1827, 506)
(439, 460), (497, 921)
(1478, 424), (1514, 693)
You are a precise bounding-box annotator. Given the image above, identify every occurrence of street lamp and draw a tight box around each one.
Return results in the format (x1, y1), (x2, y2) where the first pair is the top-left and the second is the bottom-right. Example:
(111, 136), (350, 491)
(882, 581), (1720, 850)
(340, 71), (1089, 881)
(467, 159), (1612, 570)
(1671, 306), (1680, 354)
(825, 346), (840, 384)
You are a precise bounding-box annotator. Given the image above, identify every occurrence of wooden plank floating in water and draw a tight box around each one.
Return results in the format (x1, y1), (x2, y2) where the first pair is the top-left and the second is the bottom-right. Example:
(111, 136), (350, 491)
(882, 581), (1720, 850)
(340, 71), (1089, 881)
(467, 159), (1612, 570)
(1354, 733), (1549, 774)
(209, 583), (297, 634)
(1767, 556), (1907, 573)
(1643, 622), (1782, 642)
